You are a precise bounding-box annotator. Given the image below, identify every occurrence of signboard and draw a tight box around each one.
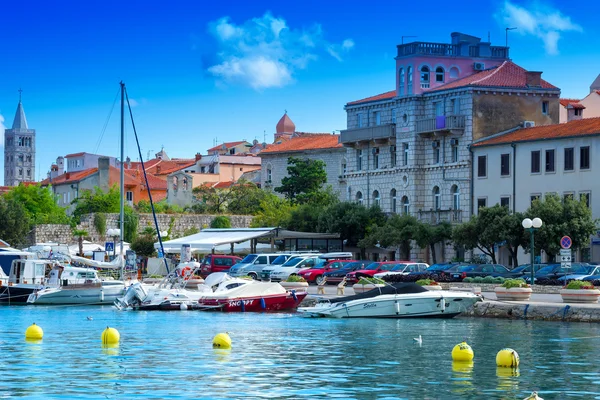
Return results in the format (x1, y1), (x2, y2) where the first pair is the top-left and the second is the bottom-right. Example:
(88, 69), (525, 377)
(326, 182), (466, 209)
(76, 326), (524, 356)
(181, 244), (191, 263)
(560, 236), (572, 249)
(126, 250), (136, 269)
(105, 242), (114, 253)
(560, 248), (572, 269)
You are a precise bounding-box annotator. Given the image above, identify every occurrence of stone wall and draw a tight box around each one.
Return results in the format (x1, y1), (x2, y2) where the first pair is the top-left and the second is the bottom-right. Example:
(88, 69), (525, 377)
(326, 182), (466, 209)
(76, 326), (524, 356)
(29, 213), (254, 245)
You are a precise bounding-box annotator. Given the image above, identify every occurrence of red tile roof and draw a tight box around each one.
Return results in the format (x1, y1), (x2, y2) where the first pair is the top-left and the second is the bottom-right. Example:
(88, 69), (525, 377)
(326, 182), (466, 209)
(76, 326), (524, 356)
(64, 152), (86, 158)
(207, 141), (248, 152)
(40, 168), (98, 185)
(150, 191), (168, 203)
(472, 117), (600, 147)
(347, 90), (396, 106)
(560, 98), (580, 107)
(260, 134), (342, 154)
(129, 158), (195, 176)
(140, 172), (168, 190)
(430, 61), (558, 92)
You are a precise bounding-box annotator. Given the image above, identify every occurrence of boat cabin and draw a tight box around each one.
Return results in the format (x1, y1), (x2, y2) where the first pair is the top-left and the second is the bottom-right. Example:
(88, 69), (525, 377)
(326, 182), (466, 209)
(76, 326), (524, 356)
(8, 259), (55, 285)
(46, 265), (101, 287)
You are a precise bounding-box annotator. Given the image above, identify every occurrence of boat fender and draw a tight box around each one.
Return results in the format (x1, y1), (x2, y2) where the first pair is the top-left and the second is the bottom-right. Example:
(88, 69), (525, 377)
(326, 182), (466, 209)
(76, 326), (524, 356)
(240, 300), (245, 312)
(291, 290), (297, 301)
(440, 295), (445, 312)
(260, 298), (266, 310)
(395, 301), (400, 314)
(100, 289), (105, 302)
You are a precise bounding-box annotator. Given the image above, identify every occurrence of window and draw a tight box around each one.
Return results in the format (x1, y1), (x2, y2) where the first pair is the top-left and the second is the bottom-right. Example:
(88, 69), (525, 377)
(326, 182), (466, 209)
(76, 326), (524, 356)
(449, 67), (459, 78)
(267, 167), (272, 182)
(172, 176), (178, 191)
(434, 102), (443, 116)
(373, 148), (380, 169)
(63, 193), (67, 204)
(399, 68), (405, 95)
(356, 191), (363, 205)
(545, 149), (555, 172)
(126, 191), (133, 202)
(451, 98), (460, 115)
(407, 66), (413, 94)
(391, 189), (397, 213)
(18, 154), (24, 162)
(531, 151), (541, 173)
(497, 153), (509, 176)
(500, 196), (510, 208)
(451, 140), (458, 162)
(433, 141), (440, 164)
(574, 108), (583, 116)
(374, 111), (381, 126)
(67, 191), (71, 203)
(390, 146), (397, 167)
(563, 193), (574, 202)
(542, 101), (549, 115)
(18, 168), (22, 176)
(26, 169), (31, 177)
(435, 67), (444, 82)
(402, 196), (409, 215)
(229, 148), (236, 155)
(477, 155), (487, 177)
(580, 192), (590, 208)
(182, 178), (188, 191)
(564, 148), (574, 171)
(477, 198), (487, 210)
(580, 146), (590, 169)
(403, 143), (409, 166)
(433, 186), (441, 210)
(373, 190), (380, 206)
(420, 66), (430, 88)
(357, 149), (363, 171)
(341, 159), (347, 175)
(452, 185), (460, 210)
(357, 113), (363, 128)
(392, 109), (397, 124)
(530, 194), (541, 205)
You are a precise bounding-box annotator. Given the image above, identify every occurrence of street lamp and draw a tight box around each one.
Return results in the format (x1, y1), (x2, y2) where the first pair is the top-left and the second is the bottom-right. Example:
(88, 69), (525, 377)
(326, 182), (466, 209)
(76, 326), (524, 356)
(159, 231), (168, 239)
(106, 228), (121, 260)
(522, 217), (543, 284)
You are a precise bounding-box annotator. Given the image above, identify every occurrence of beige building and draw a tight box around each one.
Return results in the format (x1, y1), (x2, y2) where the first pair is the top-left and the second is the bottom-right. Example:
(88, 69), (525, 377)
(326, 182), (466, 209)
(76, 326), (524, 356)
(559, 74), (600, 123)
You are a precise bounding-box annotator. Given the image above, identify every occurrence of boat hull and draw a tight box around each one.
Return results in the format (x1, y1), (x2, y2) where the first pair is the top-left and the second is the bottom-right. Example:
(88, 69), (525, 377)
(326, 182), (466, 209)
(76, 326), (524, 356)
(27, 283), (126, 305)
(195, 291), (307, 312)
(0, 285), (41, 303)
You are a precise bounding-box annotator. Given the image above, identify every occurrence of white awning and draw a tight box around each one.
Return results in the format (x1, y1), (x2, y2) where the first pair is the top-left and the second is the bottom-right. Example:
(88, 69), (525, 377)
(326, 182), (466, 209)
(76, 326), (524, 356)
(154, 228), (276, 252)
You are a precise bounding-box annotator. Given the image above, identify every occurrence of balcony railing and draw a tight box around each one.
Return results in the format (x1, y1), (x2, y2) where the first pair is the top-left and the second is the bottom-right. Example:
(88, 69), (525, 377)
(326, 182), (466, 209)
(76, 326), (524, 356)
(418, 209), (463, 224)
(340, 124), (396, 144)
(397, 42), (459, 57)
(415, 115), (466, 136)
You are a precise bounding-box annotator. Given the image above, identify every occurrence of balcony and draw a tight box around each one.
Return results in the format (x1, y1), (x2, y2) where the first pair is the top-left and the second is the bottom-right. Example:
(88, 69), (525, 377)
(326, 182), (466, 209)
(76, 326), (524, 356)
(397, 41), (509, 59)
(340, 124), (395, 145)
(415, 115), (466, 136)
(418, 209), (463, 224)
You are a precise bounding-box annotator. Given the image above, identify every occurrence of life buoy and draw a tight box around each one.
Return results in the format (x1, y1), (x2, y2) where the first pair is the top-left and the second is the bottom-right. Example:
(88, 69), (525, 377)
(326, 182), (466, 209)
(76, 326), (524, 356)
(180, 266), (192, 280)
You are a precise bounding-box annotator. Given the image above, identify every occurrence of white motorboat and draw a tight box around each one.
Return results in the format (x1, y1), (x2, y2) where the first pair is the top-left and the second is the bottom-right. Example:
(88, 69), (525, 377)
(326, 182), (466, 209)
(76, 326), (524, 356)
(26, 264), (126, 305)
(298, 283), (481, 318)
(1, 259), (57, 303)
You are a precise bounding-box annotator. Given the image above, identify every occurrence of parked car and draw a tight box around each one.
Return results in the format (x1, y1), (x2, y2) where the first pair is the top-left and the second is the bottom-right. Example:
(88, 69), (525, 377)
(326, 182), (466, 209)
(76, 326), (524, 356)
(345, 261), (401, 284)
(374, 262), (429, 279)
(199, 254), (242, 278)
(298, 260), (352, 284)
(557, 265), (600, 282)
(261, 254), (322, 282)
(500, 264), (547, 279)
(445, 264), (510, 281)
(524, 263), (586, 283)
(228, 253), (291, 279)
(408, 262), (455, 279)
(323, 260), (371, 284)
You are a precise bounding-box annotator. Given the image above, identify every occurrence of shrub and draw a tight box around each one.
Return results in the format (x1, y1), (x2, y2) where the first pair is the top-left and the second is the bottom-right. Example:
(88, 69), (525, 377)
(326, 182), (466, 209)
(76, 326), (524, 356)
(357, 277), (386, 285)
(472, 277), (484, 283)
(565, 280), (596, 290)
(416, 278), (439, 286)
(211, 216), (231, 229)
(493, 277), (505, 284)
(502, 279), (528, 289)
(286, 275), (307, 283)
(463, 277), (474, 283)
(482, 276), (494, 284)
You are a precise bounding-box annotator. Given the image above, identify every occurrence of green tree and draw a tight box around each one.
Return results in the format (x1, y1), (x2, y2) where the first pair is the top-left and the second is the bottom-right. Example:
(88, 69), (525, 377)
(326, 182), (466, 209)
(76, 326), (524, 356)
(123, 208), (139, 243)
(284, 203), (325, 232)
(227, 181), (270, 215)
(414, 221), (453, 264)
(275, 157), (327, 204)
(3, 183), (70, 224)
(72, 229), (89, 256)
(72, 185), (121, 222)
(136, 200), (184, 214)
(526, 195), (596, 259)
(498, 211), (528, 268)
(130, 232), (158, 257)
(211, 216), (231, 228)
(318, 202), (386, 247)
(250, 194), (296, 228)
(361, 214), (418, 259)
(0, 197), (31, 248)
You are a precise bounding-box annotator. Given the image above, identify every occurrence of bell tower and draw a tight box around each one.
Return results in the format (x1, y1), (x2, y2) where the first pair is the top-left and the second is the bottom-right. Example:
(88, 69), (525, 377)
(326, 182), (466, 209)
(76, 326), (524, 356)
(4, 89), (36, 186)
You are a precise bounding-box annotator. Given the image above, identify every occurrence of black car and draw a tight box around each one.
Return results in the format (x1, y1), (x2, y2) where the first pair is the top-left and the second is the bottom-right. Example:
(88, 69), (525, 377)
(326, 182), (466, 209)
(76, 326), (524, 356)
(323, 260), (370, 284)
(501, 264), (547, 279)
(408, 262), (455, 279)
(525, 263), (588, 283)
(445, 264), (509, 281)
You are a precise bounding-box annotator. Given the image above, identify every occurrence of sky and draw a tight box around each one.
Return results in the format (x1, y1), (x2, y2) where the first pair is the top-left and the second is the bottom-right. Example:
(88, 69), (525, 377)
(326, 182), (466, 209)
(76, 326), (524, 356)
(1, 0), (599, 181)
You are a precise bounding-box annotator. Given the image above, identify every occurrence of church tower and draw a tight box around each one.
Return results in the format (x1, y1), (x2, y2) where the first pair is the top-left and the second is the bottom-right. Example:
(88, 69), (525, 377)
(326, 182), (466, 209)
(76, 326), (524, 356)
(4, 90), (36, 186)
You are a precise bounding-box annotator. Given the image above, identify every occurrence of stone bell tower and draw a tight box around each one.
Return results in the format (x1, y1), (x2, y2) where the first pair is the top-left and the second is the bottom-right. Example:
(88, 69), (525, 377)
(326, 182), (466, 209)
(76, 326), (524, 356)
(4, 89), (36, 186)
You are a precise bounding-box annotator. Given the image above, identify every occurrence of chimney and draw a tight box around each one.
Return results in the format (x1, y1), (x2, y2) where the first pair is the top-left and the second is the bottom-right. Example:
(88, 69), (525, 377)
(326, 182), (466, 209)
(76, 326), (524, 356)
(65, 172), (71, 180)
(525, 71), (542, 87)
(156, 165), (161, 174)
(195, 153), (202, 161)
(567, 104), (585, 122)
(98, 157), (110, 192)
(126, 156), (131, 169)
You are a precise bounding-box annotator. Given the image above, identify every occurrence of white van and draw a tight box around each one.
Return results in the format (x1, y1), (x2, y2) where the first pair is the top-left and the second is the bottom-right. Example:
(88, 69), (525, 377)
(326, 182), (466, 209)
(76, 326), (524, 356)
(261, 254), (322, 282)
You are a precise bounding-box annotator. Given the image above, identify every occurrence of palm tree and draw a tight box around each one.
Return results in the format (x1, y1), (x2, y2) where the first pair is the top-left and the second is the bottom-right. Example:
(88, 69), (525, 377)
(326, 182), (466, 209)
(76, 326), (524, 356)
(72, 229), (88, 256)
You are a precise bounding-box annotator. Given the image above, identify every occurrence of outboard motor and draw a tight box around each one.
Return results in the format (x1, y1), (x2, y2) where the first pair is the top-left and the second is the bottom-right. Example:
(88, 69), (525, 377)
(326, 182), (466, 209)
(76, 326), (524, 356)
(114, 282), (148, 309)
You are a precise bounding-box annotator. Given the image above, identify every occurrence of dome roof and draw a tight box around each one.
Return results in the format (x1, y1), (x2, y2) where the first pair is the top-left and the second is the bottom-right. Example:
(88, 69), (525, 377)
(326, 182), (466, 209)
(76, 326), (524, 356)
(276, 113), (295, 134)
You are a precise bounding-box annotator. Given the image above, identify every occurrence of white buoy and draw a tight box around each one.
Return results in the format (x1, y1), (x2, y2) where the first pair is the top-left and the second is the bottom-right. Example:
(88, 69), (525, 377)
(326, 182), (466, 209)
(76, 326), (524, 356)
(180, 303), (188, 311)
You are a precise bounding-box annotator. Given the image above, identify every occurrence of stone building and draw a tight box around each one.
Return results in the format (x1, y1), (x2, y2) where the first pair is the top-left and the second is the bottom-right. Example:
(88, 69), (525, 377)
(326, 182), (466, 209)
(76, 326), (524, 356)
(4, 93), (36, 186)
(341, 32), (560, 262)
(559, 75), (600, 123)
(207, 141), (252, 156)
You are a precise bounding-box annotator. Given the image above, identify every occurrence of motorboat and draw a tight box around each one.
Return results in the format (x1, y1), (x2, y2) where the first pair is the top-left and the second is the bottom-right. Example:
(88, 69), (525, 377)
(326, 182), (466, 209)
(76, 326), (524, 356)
(194, 272), (307, 312)
(297, 283), (481, 318)
(26, 263), (126, 305)
(0, 259), (56, 303)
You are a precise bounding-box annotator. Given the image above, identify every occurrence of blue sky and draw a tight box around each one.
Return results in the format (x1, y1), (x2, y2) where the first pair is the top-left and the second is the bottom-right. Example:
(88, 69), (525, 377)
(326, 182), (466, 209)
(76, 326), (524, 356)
(1, 0), (598, 180)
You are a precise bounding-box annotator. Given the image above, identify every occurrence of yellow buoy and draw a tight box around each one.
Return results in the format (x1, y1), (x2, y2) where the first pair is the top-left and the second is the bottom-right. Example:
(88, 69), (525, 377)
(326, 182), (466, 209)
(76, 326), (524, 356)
(451, 341), (474, 362)
(496, 348), (520, 368)
(25, 323), (44, 340)
(101, 327), (120, 345)
(212, 332), (231, 349)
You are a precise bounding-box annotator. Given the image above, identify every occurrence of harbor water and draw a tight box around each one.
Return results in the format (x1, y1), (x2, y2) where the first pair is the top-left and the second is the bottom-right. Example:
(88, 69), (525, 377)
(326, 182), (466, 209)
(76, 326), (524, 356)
(1, 305), (599, 399)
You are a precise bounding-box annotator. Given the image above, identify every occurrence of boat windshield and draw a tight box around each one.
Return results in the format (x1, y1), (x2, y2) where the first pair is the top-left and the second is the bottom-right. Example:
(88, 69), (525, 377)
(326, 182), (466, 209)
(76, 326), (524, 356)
(240, 254), (258, 264)
(271, 255), (288, 265)
(283, 257), (303, 267)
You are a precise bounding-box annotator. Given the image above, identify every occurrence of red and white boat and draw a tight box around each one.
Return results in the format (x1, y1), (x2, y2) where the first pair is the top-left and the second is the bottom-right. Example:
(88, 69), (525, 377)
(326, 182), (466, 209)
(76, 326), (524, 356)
(194, 273), (307, 312)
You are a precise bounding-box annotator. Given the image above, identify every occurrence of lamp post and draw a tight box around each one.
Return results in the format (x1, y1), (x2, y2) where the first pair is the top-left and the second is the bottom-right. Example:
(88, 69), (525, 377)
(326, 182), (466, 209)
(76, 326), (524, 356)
(522, 217), (543, 284)
(107, 228), (121, 260)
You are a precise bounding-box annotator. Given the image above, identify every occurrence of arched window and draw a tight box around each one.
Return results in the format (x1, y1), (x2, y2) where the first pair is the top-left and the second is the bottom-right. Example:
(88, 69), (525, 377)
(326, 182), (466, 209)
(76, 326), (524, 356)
(182, 177), (188, 191)
(341, 158), (347, 175)
(373, 190), (380, 207)
(449, 67), (459, 79)
(356, 191), (363, 205)
(391, 189), (397, 213)
(266, 164), (272, 182)
(402, 196), (409, 215)
(347, 186), (352, 201)
(420, 66), (430, 88)
(399, 68), (405, 95)
(407, 66), (413, 94)
(172, 176), (178, 191)
(435, 67), (445, 82)
(452, 185), (460, 210)
(433, 186), (441, 210)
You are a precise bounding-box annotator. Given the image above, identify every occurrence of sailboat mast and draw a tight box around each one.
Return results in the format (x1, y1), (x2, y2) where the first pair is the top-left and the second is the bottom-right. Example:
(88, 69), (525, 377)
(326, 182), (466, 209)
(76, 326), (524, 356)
(119, 82), (125, 262)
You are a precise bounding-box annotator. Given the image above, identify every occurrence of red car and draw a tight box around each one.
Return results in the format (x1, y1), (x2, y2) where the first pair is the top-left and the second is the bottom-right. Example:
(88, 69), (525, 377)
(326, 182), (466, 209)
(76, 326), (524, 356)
(297, 260), (352, 285)
(345, 261), (405, 284)
(199, 254), (242, 278)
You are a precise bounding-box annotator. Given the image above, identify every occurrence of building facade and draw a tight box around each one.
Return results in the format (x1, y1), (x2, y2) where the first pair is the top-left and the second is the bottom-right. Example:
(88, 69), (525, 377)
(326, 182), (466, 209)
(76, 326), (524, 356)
(559, 75), (600, 123)
(4, 96), (35, 186)
(472, 117), (600, 265)
(341, 32), (560, 262)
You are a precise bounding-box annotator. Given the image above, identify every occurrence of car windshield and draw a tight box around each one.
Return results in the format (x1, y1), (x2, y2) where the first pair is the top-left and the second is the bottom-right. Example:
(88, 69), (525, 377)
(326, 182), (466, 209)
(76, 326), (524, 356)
(271, 255), (288, 265)
(427, 264), (450, 271)
(311, 261), (327, 269)
(390, 264), (408, 271)
(341, 262), (365, 270)
(512, 265), (527, 273)
(364, 262), (381, 270)
(283, 257), (303, 267)
(537, 265), (556, 274)
(240, 254), (258, 264)
(446, 265), (474, 272)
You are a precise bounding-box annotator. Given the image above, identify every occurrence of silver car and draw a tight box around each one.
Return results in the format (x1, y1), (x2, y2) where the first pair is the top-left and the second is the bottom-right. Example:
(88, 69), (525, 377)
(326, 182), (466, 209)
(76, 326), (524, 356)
(228, 253), (291, 280)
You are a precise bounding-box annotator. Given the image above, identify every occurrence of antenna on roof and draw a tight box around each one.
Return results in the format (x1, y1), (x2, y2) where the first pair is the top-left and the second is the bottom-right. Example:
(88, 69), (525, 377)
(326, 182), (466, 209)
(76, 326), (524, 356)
(505, 27), (517, 48)
(401, 35), (417, 44)
(263, 130), (266, 143)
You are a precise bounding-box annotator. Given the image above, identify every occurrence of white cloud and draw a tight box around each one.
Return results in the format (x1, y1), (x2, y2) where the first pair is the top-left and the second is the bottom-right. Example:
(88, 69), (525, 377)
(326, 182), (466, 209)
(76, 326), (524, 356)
(498, 1), (582, 55)
(207, 12), (354, 90)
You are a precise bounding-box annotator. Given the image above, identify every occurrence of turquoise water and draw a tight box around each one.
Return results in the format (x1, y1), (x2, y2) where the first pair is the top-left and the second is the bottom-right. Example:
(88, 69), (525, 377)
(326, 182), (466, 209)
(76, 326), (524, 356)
(1, 305), (599, 399)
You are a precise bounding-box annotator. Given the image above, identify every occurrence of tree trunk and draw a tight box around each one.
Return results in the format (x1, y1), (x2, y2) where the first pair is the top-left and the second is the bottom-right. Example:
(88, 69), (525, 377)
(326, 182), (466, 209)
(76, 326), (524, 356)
(78, 236), (83, 257)
(508, 247), (519, 269)
(429, 243), (437, 264)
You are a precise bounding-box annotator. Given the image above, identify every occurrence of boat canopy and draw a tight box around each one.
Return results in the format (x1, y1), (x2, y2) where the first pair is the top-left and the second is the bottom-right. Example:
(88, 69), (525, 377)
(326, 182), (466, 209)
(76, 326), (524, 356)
(329, 283), (428, 304)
